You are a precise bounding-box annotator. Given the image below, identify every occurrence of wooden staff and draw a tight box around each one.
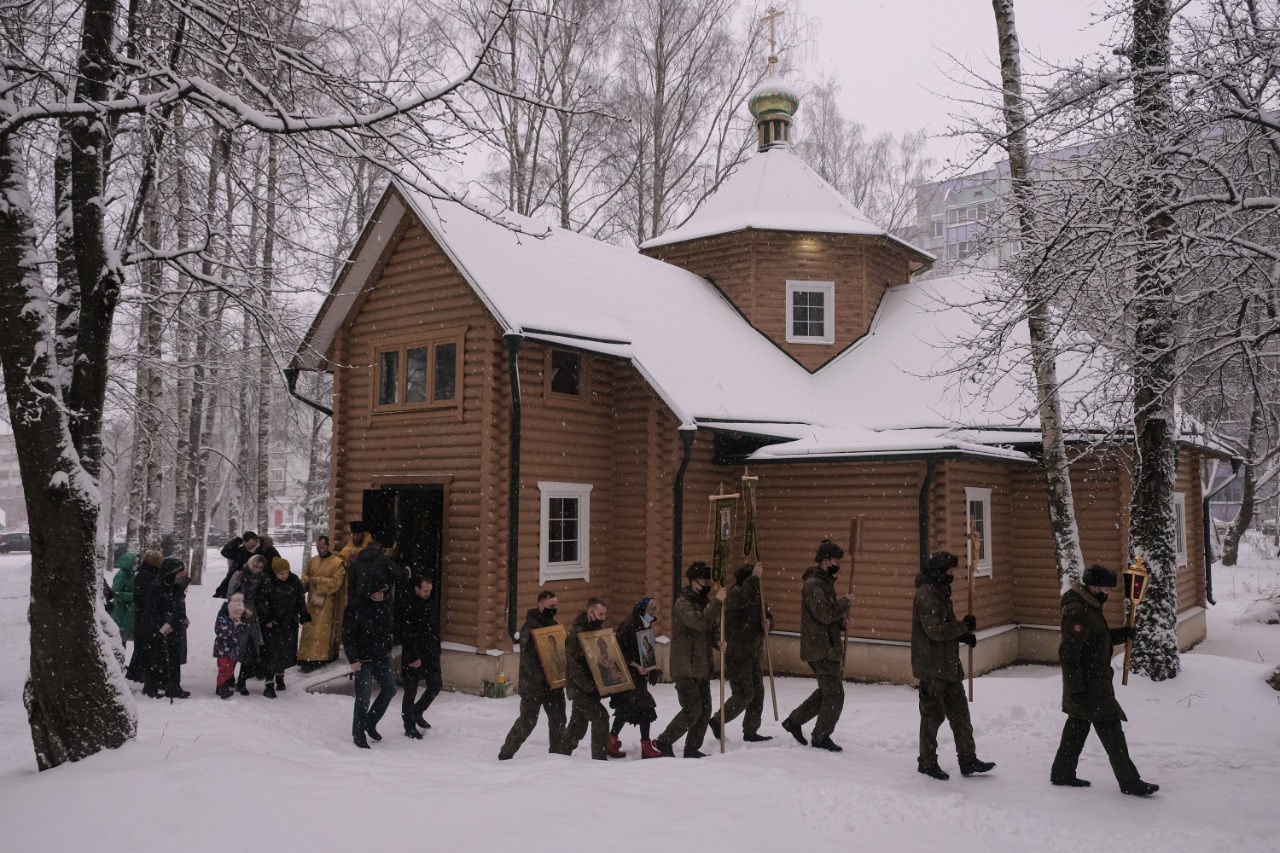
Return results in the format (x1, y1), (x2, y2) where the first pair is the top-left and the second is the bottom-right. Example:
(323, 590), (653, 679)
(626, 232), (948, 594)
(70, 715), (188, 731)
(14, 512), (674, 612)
(1121, 601), (1137, 686)
(1121, 553), (1148, 686)
(841, 517), (863, 673)
(742, 470), (779, 721)
(966, 522), (980, 702)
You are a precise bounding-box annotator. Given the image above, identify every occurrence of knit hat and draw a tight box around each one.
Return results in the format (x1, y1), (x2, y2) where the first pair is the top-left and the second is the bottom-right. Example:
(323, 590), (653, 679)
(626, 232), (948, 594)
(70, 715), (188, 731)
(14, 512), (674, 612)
(924, 551), (959, 575)
(1082, 564), (1118, 588)
(734, 563), (755, 586)
(686, 562), (712, 581)
(271, 557), (291, 575)
(814, 540), (845, 562)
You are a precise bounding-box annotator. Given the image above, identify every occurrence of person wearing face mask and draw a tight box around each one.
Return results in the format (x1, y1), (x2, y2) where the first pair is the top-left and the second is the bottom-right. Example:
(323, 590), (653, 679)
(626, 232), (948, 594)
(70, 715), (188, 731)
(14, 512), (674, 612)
(912, 551), (993, 780)
(608, 596), (663, 758)
(1051, 564), (1157, 796)
(782, 540), (855, 752)
(500, 591), (567, 759)
(154, 557), (192, 699)
(554, 598), (614, 760)
(653, 563), (727, 759)
(712, 562), (772, 744)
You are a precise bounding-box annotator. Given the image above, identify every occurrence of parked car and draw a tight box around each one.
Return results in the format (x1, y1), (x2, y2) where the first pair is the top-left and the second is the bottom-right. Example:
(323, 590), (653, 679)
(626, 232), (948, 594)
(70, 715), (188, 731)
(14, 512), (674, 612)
(0, 530), (31, 553)
(268, 523), (307, 545)
(206, 527), (230, 547)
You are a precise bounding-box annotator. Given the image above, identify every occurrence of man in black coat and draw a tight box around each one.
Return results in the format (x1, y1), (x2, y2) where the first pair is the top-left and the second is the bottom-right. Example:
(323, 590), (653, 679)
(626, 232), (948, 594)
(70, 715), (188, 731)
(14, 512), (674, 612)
(215, 531), (261, 598)
(911, 551), (993, 780)
(499, 591), (567, 759)
(346, 539), (406, 603)
(343, 569), (397, 749)
(1051, 564), (1158, 796)
(400, 576), (442, 739)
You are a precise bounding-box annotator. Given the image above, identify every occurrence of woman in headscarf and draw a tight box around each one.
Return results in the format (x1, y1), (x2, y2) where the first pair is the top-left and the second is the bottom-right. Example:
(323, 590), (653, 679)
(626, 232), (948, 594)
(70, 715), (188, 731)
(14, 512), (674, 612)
(609, 596), (663, 759)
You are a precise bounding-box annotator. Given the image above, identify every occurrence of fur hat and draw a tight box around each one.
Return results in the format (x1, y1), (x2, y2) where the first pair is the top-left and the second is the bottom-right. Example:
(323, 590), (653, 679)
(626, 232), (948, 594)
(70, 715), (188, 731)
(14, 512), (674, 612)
(1082, 564), (1118, 588)
(159, 557), (185, 576)
(271, 557), (291, 575)
(734, 563), (755, 586)
(142, 549), (163, 568)
(814, 540), (845, 562)
(924, 551), (959, 575)
(686, 562), (712, 581)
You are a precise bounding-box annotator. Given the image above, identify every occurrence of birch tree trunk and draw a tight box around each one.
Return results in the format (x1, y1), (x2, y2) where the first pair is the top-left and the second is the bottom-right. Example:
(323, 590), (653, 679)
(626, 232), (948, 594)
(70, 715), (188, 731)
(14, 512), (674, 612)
(1127, 0), (1181, 682)
(991, 0), (1086, 589)
(1221, 399), (1262, 567)
(256, 135), (278, 533)
(172, 124), (195, 567)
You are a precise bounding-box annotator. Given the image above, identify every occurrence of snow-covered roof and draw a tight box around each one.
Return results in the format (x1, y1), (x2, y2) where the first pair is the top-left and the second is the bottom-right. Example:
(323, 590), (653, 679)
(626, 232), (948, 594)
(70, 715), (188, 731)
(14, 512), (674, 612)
(640, 145), (932, 263)
(296, 182), (1227, 464)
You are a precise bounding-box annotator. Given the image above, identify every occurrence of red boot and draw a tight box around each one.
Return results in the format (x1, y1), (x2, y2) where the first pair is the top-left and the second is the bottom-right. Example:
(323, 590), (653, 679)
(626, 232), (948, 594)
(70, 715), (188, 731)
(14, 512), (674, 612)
(606, 734), (627, 758)
(640, 739), (662, 759)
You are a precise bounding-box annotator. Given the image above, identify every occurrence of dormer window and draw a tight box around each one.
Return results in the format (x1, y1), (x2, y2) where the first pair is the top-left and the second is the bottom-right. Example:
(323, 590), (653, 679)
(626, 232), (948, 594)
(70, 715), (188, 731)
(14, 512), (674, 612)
(786, 280), (835, 344)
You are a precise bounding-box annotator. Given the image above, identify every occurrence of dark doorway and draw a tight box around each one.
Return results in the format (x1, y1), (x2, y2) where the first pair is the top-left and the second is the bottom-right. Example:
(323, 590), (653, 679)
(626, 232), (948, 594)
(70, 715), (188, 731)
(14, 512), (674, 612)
(362, 485), (444, 643)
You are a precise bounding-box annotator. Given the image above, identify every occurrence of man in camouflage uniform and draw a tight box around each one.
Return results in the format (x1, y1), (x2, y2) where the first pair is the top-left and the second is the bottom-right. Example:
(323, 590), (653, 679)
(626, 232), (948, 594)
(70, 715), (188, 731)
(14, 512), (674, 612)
(654, 563), (727, 758)
(711, 562), (773, 743)
(912, 550), (994, 780)
(499, 591), (567, 759)
(554, 598), (613, 760)
(782, 540), (854, 752)
(1051, 564), (1159, 796)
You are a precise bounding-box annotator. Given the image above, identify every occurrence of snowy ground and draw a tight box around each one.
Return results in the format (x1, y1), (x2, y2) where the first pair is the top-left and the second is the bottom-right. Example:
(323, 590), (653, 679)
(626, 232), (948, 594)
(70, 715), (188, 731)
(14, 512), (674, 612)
(2, 544), (1279, 852)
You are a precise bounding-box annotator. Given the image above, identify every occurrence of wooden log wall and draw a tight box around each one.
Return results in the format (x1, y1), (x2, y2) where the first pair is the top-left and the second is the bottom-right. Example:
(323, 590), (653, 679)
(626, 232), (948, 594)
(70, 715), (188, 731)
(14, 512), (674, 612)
(642, 231), (912, 372)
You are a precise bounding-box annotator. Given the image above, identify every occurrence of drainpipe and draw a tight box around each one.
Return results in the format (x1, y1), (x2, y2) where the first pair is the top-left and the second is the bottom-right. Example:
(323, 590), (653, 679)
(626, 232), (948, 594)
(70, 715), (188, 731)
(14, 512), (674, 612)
(1202, 457), (1243, 606)
(918, 458), (937, 568)
(282, 368), (332, 418)
(505, 334), (524, 640)
(672, 428), (696, 600)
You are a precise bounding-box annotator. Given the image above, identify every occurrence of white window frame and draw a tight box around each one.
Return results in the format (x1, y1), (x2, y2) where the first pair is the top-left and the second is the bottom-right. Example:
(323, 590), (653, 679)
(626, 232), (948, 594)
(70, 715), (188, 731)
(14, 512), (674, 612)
(1173, 492), (1188, 568)
(964, 487), (994, 578)
(785, 280), (835, 345)
(538, 481), (592, 583)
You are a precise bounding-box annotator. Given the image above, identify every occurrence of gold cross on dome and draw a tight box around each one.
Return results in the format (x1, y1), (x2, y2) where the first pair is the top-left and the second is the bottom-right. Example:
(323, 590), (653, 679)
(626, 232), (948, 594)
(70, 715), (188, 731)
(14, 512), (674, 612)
(762, 6), (785, 55)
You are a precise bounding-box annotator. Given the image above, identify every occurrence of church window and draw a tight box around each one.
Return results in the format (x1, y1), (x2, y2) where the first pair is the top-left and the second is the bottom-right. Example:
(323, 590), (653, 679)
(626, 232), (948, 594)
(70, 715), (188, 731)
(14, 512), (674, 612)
(538, 482), (592, 583)
(550, 349), (582, 395)
(786, 280), (835, 344)
(373, 328), (466, 413)
(1173, 492), (1187, 568)
(965, 487), (993, 577)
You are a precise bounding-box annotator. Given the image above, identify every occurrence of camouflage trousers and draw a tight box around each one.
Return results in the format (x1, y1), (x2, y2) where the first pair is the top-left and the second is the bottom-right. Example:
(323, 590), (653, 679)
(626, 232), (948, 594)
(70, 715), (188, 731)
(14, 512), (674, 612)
(917, 678), (976, 766)
(499, 689), (566, 758)
(786, 659), (844, 742)
(719, 651), (765, 736)
(555, 694), (609, 759)
(658, 677), (713, 754)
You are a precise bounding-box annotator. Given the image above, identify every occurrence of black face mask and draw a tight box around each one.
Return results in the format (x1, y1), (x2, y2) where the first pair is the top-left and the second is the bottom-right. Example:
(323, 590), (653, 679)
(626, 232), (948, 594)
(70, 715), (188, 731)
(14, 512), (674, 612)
(542, 607), (557, 618)
(1094, 591), (1109, 605)
(174, 576), (190, 591)
(827, 565), (840, 578)
(694, 584), (710, 598)
(586, 619), (604, 631)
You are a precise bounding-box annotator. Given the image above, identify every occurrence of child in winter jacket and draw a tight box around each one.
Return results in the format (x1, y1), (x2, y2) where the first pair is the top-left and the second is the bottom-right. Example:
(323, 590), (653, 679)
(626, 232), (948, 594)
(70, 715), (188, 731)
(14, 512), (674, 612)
(214, 592), (254, 699)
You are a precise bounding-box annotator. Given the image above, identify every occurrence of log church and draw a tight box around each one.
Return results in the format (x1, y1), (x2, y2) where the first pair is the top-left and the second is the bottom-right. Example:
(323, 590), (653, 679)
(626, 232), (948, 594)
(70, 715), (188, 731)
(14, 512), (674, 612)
(293, 68), (1216, 693)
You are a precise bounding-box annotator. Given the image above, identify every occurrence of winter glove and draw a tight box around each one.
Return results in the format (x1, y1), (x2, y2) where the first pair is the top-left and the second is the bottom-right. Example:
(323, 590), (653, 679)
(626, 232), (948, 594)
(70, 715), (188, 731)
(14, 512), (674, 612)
(959, 633), (977, 648)
(963, 614), (977, 631)
(1116, 626), (1136, 641)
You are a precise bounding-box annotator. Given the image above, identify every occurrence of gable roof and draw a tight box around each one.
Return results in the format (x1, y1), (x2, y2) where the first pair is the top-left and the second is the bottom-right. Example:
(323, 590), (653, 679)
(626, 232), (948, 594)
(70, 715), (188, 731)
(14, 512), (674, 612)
(639, 145), (932, 266)
(299, 182), (1224, 464)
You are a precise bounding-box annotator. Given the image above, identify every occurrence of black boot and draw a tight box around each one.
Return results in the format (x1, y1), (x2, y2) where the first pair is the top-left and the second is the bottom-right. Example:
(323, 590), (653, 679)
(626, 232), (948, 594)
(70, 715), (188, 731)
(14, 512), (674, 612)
(812, 737), (843, 753)
(404, 726), (424, 740)
(275, 674), (286, 692)
(1120, 780), (1159, 797)
(683, 749), (708, 758)
(414, 714), (431, 730)
(1051, 776), (1091, 788)
(781, 718), (807, 745)
(263, 683), (277, 699)
(918, 763), (950, 780)
(142, 680), (159, 699)
(960, 758), (995, 776)
(709, 716), (721, 741)
(365, 724), (383, 742)
(167, 685), (191, 699)
(654, 739), (675, 758)
(235, 674), (249, 696)
(216, 682), (233, 699)
(743, 732), (773, 742)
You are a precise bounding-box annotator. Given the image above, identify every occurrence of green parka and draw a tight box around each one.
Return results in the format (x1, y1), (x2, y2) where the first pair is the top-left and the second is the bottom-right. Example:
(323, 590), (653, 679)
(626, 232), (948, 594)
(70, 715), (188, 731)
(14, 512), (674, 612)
(725, 575), (771, 659)
(799, 566), (849, 664)
(910, 570), (967, 681)
(110, 552), (138, 635)
(564, 611), (601, 701)
(1059, 586), (1128, 723)
(668, 587), (723, 680)
(518, 606), (561, 700)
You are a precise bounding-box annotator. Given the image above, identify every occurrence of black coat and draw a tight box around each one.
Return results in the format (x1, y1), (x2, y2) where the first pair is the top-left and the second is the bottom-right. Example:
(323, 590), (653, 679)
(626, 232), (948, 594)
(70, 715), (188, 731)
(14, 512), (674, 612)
(153, 573), (189, 666)
(346, 544), (405, 601)
(343, 593), (392, 664)
(216, 537), (259, 598)
(399, 592), (440, 674)
(256, 572), (308, 673)
(126, 566), (160, 681)
(1059, 587), (1129, 722)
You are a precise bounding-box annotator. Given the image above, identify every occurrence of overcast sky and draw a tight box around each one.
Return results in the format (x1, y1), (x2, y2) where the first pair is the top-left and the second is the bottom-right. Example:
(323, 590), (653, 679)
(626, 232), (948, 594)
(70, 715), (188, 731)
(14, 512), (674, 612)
(795, 0), (1118, 175)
